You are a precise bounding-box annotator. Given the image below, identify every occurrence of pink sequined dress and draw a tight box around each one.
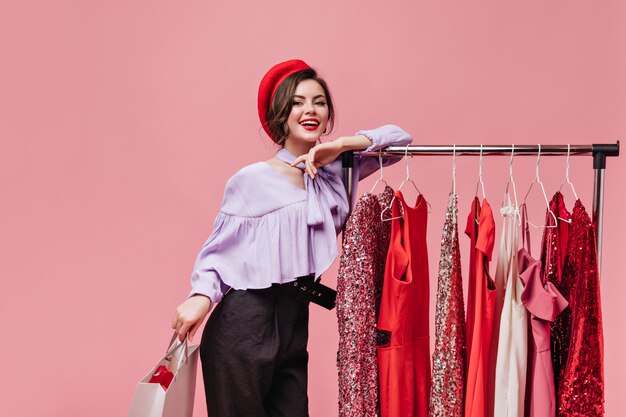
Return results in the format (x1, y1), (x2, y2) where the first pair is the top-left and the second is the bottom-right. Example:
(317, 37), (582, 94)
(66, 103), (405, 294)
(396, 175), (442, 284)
(556, 199), (605, 416)
(429, 192), (466, 417)
(337, 186), (394, 417)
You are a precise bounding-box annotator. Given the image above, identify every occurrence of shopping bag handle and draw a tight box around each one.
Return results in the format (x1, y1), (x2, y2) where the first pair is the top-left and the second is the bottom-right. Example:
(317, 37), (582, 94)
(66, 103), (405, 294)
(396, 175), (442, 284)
(164, 331), (190, 367)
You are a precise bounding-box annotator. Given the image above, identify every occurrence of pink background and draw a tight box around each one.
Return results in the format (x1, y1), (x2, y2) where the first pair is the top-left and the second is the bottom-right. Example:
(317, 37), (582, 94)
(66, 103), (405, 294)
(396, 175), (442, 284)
(1, 1), (624, 416)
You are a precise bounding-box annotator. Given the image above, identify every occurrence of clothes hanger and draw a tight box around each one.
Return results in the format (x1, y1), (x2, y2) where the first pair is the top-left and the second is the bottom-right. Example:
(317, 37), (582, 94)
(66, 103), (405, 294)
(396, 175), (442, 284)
(522, 144), (558, 229)
(369, 149), (389, 194)
(503, 144), (519, 207)
(557, 143), (579, 209)
(381, 144), (431, 221)
(452, 144), (457, 196)
(474, 144), (486, 224)
(451, 144), (457, 223)
(381, 145), (411, 221)
(502, 144), (520, 224)
(475, 144), (486, 199)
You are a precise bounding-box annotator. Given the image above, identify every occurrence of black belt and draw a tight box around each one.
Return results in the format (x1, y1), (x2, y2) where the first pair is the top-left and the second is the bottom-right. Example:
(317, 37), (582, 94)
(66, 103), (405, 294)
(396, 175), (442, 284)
(273, 275), (337, 310)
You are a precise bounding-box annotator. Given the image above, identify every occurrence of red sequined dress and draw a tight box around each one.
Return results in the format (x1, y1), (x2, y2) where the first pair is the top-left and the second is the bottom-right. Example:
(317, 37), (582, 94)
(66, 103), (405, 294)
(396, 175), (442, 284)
(429, 192), (466, 417)
(556, 199), (604, 416)
(337, 186), (394, 417)
(541, 192), (571, 389)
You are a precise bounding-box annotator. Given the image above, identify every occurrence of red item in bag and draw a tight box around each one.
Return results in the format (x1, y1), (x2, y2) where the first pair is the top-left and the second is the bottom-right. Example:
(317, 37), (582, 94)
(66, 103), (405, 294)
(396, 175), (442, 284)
(149, 365), (174, 390)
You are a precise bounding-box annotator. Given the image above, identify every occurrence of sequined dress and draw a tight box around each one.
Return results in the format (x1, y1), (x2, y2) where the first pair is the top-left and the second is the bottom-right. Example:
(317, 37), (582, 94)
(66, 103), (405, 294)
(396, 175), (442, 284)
(556, 200), (604, 416)
(429, 192), (466, 417)
(541, 192), (571, 390)
(337, 186), (394, 417)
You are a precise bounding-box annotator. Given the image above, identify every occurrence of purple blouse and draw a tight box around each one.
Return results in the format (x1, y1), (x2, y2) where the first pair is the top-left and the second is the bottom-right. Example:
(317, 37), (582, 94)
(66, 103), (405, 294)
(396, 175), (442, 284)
(188, 125), (413, 302)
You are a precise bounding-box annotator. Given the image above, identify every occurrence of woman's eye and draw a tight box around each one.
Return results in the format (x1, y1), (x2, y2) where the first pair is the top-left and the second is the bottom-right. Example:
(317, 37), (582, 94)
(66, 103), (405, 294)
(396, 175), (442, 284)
(315, 101), (327, 106)
(292, 101), (303, 105)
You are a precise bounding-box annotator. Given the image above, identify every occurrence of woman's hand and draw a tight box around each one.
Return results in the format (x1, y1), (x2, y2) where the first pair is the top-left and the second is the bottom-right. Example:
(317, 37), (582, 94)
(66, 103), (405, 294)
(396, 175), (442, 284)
(291, 135), (373, 179)
(291, 140), (342, 179)
(171, 295), (212, 342)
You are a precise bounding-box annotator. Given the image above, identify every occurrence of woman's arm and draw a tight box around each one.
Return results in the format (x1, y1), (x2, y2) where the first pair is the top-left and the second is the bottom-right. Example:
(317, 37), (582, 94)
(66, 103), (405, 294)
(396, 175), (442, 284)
(171, 173), (242, 342)
(353, 125), (412, 181)
(356, 124), (412, 154)
(291, 125), (412, 180)
(172, 294), (212, 342)
(337, 134), (374, 151)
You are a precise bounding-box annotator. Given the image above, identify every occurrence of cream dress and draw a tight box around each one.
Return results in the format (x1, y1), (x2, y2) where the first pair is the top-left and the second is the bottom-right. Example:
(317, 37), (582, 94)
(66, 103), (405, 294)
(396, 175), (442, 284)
(493, 198), (528, 417)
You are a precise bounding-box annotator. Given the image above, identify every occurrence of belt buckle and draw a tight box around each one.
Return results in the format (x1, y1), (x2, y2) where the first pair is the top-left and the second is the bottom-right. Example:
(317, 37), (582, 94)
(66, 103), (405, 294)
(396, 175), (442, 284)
(295, 277), (311, 303)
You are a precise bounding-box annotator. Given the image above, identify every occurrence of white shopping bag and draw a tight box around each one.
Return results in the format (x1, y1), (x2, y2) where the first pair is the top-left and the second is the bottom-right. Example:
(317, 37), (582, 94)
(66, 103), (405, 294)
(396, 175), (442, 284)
(127, 332), (200, 417)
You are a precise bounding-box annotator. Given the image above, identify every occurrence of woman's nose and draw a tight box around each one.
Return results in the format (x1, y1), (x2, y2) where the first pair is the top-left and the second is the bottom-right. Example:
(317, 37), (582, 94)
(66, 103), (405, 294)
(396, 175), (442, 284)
(304, 101), (316, 114)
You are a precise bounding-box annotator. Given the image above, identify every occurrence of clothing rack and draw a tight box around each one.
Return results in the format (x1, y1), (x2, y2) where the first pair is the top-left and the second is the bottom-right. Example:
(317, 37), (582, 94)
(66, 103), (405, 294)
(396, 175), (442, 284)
(341, 142), (620, 276)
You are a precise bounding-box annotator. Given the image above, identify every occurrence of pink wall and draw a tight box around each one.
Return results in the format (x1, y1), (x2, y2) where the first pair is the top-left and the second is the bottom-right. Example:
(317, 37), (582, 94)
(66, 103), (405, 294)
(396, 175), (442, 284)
(1, 1), (624, 416)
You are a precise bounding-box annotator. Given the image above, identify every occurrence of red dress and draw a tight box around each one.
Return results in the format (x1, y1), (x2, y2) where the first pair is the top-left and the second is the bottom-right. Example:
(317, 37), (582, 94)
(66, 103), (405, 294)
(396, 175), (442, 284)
(464, 197), (496, 417)
(556, 200), (604, 416)
(541, 192), (571, 389)
(377, 190), (431, 417)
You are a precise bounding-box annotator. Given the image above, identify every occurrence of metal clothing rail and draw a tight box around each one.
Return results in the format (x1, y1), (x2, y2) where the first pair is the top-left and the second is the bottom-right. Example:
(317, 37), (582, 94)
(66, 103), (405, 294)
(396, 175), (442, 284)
(341, 142), (620, 275)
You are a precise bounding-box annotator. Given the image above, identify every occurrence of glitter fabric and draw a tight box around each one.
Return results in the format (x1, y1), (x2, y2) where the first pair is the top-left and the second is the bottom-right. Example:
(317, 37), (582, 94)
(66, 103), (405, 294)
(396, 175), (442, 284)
(337, 186), (394, 417)
(541, 192), (571, 391)
(464, 198), (496, 417)
(428, 192), (466, 417)
(378, 190), (431, 417)
(556, 199), (605, 417)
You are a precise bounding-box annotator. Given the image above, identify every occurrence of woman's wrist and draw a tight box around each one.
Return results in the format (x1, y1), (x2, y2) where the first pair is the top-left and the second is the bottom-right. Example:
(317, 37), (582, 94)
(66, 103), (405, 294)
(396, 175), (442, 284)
(190, 293), (213, 304)
(336, 134), (373, 152)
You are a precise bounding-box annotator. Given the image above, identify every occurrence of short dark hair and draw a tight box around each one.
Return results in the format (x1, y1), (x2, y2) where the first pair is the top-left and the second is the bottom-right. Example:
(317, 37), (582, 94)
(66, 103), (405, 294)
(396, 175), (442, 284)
(266, 68), (335, 147)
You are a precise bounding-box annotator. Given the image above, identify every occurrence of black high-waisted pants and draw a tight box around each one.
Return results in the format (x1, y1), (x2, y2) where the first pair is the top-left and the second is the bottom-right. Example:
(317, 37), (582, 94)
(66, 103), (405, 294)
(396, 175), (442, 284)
(200, 284), (310, 417)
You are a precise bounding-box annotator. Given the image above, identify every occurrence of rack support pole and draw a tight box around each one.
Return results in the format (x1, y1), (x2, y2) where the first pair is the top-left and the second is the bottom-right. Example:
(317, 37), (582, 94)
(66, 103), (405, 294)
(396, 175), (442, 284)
(593, 151), (607, 278)
(342, 151), (354, 212)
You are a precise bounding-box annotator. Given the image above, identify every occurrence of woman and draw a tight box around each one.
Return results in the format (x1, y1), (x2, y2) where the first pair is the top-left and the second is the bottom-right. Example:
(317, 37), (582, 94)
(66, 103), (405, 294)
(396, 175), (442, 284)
(170, 59), (412, 417)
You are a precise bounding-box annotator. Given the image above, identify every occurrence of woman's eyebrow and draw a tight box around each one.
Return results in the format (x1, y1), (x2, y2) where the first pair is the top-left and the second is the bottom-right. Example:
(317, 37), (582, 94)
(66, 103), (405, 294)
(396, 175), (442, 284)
(292, 94), (326, 99)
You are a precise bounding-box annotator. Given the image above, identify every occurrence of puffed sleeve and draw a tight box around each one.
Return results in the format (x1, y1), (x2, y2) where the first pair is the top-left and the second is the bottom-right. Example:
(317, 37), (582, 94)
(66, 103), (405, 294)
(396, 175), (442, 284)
(187, 174), (246, 303)
(358, 124), (412, 153)
(353, 124), (412, 181)
(187, 212), (232, 303)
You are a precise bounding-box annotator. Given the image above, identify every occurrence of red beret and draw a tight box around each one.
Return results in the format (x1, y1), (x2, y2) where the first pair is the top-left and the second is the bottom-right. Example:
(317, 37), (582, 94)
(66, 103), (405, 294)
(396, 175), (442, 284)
(258, 59), (312, 142)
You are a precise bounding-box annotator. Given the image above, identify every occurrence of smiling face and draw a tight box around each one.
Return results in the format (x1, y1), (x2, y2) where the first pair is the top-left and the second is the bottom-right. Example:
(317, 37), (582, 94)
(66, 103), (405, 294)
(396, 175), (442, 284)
(284, 79), (329, 147)
(265, 68), (335, 147)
